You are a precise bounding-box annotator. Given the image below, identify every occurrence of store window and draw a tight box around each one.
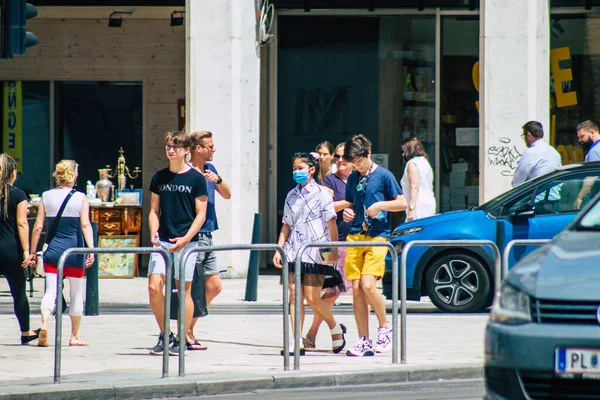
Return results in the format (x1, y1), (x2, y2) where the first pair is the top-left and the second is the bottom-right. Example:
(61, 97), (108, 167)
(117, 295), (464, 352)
(277, 15), (436, 227)
(439, 16), (480, 212)
(1, 81), (51, 196)
(550, 13), (600, 165)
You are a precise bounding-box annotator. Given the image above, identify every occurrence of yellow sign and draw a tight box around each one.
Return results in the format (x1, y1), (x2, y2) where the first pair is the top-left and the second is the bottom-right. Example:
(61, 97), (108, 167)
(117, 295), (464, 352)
(551, 47), (577, 108)
(2, 81), (23, 172)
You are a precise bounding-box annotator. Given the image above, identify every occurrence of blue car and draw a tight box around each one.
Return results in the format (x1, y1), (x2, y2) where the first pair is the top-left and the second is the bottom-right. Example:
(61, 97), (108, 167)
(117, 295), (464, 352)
(382, 162), (600, 313)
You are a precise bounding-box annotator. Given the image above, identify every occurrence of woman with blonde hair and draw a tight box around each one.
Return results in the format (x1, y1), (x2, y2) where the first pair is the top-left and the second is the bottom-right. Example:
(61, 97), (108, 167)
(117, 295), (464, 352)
(31, 160), (95, 347)
(400, 137), (436, 221)
(0, 153), (40, 344)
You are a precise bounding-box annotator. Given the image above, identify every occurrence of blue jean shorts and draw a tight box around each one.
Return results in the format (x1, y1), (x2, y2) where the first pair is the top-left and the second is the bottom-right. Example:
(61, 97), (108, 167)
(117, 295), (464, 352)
(148, 240), (199, 282)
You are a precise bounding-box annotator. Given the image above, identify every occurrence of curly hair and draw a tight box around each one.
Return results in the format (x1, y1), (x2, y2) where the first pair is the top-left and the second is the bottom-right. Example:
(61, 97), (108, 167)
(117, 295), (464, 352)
(54, 159), (79, 186)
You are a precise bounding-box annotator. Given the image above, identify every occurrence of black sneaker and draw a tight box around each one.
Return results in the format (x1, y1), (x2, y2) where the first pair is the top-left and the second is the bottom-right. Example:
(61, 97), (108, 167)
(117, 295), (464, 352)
(169, 339), (189, 356)
(149, 332), (174, 355)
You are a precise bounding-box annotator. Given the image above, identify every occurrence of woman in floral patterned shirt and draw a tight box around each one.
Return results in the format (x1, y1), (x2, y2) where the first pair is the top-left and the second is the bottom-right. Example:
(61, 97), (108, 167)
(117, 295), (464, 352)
(273, 152), (346, 355)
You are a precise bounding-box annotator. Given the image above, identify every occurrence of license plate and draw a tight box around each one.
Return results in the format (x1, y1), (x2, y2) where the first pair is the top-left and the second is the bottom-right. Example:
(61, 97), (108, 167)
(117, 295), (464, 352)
(556, 348), (600, 375)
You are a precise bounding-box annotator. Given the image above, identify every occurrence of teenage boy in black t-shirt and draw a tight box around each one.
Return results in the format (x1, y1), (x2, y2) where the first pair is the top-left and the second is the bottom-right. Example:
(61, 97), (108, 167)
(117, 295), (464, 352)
(147, 131), (208, 356)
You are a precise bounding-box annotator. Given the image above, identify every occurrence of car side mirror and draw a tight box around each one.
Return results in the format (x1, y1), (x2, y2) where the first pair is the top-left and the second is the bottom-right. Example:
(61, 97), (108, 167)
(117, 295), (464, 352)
(514, 203), (535, 221)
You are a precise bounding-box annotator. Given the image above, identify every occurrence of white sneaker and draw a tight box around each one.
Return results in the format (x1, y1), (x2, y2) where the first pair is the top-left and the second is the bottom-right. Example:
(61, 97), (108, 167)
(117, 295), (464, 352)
(346, 337), (375, 357)
(374, 324), (392, 353)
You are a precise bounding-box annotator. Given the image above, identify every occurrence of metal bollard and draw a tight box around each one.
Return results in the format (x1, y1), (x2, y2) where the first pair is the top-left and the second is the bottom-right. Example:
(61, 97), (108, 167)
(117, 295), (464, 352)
(244, 213), (263, 302)
(84, 222), (99, 316)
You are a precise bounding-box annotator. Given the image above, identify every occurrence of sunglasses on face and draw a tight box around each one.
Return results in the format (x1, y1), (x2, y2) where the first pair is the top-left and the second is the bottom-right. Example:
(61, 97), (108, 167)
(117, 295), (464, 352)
(333, 154), (342, 161)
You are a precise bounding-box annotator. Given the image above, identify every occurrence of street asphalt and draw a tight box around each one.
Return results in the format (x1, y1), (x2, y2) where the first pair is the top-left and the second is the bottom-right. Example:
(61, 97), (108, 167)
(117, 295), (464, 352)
(0, 275), (487, 399)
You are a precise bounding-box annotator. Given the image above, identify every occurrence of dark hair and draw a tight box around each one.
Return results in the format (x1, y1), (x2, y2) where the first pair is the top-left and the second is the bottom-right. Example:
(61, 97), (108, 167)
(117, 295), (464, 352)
(0, 154), (17, 220)
(522, 121), (544, 139)
(190, 131), (213, 148)
(343, 134), (371, 163)
(576, 120), (599, 133)
(316, 141), (334, 156)
(292, 152), (321, 184)
(164, 131), (191, 148)
(401, 137), (428, 161)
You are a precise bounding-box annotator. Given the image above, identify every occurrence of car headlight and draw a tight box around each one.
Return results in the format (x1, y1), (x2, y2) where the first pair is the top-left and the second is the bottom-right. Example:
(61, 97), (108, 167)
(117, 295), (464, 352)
(489, 283), (531, 325)
(391, 226), (423, 238)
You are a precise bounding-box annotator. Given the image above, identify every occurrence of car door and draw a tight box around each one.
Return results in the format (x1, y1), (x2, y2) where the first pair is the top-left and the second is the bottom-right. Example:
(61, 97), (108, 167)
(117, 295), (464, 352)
(499, 170), (598, 268)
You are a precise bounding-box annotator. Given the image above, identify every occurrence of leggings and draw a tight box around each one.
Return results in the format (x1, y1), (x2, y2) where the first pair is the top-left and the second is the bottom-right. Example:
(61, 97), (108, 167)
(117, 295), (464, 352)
(40, 273), (85, 316)
(1, 266), (30, 332)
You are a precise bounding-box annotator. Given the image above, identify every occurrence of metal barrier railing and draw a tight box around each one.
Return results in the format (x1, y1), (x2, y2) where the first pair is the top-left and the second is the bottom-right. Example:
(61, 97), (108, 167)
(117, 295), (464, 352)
(401, 240), (501, 331)
(294, 241), (403, 369)
(53, 247), (171, 384)
(178, 244), (288, 375)
(502, 239), (552, 278)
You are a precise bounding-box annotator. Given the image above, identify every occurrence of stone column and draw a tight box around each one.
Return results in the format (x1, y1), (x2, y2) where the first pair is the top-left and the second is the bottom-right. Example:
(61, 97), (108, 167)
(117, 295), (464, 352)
(480, 0), (550, 201)
(186, 0), (260, 276)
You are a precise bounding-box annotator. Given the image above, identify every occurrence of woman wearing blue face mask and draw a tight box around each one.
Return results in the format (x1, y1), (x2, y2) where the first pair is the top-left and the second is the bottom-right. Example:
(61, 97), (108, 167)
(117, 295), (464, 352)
(273, 152), (346, 356)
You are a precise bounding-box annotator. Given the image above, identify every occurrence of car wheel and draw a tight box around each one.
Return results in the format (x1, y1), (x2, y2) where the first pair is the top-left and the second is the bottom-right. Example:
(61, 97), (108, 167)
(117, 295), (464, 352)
(424, 253), (491, 313)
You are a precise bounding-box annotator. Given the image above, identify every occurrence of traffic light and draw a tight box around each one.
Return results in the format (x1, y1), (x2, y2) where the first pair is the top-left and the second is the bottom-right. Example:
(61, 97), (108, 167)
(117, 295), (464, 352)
(1, 0), (38, 59)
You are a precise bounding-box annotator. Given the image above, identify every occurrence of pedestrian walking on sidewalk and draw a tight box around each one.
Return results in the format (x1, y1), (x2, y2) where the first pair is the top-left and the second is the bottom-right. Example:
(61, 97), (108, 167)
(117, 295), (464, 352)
(400, 137), (436, 221)
(147, 131), (208, 356)
(303, 143), (352, 351)
(0, 153), (40, 345)
(273, 152), (346, 355)
(341, 134), (407, 357)
(187, 130), (232, 351)
(31, 159), (95, 347)
(315, 141), (336, 182)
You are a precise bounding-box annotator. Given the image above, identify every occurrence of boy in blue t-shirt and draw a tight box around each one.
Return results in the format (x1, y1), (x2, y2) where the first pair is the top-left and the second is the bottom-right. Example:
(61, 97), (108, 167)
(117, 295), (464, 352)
(341, 134), (407, 357)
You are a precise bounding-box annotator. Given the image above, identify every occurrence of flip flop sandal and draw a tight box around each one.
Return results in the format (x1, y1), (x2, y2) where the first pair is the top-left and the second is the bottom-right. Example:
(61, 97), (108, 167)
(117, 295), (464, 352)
(38, 329), (49, 347)
(330, 322), (346, 354)
(186, 341), (208, 351)
(69, 338), (89, 346)
(302, 336), (316, 351)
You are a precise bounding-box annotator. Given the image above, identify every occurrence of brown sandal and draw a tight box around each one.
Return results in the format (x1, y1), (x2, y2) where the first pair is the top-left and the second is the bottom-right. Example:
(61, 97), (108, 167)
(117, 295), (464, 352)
(302, 336), (316, 351)
(38, 329), (48, 347)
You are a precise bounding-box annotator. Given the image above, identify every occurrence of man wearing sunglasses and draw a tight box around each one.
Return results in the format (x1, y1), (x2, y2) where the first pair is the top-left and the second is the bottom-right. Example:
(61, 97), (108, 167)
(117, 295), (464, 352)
(341, 134), (407, 357)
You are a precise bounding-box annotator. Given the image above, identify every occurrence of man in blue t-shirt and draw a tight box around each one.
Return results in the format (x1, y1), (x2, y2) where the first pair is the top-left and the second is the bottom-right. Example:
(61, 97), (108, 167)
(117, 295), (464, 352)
(187, 131), (232, 350)
(147, 131), (208, 356)
(341, 134), (407, 357)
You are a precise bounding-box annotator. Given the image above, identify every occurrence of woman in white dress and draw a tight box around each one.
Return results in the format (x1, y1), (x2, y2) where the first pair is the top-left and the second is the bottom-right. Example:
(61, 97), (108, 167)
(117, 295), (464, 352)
(400, 137), (436, 221)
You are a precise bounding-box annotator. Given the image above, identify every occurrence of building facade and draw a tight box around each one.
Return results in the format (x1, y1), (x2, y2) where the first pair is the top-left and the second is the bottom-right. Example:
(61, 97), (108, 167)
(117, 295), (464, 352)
(0, 0), (594, 275)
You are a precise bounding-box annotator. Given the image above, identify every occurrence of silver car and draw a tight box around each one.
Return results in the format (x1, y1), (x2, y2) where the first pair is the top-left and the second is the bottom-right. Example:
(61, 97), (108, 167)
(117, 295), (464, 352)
(485, 192), (600, 399)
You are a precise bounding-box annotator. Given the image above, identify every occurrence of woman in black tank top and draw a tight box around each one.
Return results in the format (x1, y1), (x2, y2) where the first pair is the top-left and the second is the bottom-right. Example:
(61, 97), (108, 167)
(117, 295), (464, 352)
(0, 153), (40, 344)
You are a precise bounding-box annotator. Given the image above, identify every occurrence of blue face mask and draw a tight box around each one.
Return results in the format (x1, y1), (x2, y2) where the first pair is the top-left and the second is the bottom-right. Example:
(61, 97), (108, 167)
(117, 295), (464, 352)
(293, 169), (310, 185)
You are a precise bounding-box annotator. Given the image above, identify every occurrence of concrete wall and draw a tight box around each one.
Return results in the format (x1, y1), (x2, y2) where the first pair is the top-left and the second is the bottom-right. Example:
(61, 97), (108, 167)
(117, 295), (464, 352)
(186, 0), (260, 276)
(480, 0), (550, 201)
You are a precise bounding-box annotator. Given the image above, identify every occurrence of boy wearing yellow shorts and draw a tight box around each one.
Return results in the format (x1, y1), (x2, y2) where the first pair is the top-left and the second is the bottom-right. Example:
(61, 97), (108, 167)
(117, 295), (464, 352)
(341, 134), (407, 356)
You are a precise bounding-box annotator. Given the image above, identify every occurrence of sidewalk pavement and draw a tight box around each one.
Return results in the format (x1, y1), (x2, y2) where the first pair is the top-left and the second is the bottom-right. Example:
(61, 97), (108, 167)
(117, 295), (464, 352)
(0, 275), (488, 399)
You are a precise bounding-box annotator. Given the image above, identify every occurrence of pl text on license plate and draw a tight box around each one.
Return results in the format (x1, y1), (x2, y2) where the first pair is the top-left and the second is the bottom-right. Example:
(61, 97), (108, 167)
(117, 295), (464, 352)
(556, 348), (600, 375)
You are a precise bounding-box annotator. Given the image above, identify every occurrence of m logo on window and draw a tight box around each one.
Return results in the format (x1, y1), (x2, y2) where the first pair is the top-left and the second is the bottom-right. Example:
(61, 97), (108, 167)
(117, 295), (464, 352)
(293, 87), (350, 136)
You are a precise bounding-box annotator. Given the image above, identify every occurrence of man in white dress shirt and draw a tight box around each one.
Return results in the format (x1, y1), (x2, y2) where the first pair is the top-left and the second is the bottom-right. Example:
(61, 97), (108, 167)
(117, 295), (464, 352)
(512, 121), (562, 187)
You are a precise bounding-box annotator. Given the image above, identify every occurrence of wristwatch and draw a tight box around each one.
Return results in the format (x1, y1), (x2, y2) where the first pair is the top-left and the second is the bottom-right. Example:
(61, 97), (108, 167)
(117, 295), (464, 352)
(216, 176), (223, 185)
